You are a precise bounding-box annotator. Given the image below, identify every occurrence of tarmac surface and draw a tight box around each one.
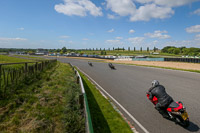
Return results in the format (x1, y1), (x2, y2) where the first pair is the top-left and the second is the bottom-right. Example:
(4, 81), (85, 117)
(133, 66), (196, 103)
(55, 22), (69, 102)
(48, 57), (200, 133)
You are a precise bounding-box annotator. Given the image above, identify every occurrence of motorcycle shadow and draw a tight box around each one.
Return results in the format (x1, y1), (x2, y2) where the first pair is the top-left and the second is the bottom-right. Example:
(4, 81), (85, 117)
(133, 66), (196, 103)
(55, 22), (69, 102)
(185, 121), (199, 132)
(164, 117), (199, 132)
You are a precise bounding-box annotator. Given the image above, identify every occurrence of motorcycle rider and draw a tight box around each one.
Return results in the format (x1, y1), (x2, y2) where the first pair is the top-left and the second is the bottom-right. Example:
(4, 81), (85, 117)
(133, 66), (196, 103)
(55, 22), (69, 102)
(148, 80), (173, 118)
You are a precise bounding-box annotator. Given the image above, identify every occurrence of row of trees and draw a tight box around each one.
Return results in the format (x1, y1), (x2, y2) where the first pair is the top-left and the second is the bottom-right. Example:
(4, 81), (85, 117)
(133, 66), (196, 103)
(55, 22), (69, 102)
(84, 47), (158, 52)
(1, 46), (199, 56)
(161, 46), (200, 56)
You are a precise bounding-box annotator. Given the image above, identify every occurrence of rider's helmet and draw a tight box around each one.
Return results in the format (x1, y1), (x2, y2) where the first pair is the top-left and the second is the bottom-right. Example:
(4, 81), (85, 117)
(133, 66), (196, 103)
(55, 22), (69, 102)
(152, 80), (159, 87)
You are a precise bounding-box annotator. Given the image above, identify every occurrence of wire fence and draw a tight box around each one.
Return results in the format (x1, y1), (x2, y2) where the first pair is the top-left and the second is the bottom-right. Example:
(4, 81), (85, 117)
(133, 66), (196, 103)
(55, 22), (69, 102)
(164, 58), (200, 63)
(0, 59), (57, 98)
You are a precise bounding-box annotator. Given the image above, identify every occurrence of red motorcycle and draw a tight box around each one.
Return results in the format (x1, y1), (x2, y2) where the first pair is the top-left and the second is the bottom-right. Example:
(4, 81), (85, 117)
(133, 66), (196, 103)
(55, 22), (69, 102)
(146, 93), (190, 127)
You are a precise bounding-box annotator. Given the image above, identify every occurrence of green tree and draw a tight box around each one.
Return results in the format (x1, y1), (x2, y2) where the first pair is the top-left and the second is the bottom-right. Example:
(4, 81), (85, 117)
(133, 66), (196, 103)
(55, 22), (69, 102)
(161, 46), (176, 53)
(173, 48), (180, 55)
(62, 47), (67, 53)
(56, 49), (61, 52)
(168, 48), (175, 54)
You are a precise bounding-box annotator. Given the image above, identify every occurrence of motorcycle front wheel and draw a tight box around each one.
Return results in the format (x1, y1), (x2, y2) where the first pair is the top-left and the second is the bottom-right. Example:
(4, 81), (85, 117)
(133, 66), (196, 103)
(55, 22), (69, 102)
(176, 116), (190, 127)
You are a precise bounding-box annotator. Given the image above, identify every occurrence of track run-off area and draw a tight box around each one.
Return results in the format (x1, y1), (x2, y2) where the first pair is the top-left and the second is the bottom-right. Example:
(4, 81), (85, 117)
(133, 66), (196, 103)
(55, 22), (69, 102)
(47, 57), (200, 133)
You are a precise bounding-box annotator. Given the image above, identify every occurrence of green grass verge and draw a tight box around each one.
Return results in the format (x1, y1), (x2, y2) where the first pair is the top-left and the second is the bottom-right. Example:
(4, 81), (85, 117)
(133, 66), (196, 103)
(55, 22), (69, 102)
(0, 55), (33, 63)
(12, 55), (47, 61)
(0, 63), (85, 133)
(79, 71), (133, 133)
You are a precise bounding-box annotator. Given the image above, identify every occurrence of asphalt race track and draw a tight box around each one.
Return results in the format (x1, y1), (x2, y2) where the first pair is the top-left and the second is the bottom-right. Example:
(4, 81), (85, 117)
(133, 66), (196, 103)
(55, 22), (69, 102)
(48, 57), (200, 133)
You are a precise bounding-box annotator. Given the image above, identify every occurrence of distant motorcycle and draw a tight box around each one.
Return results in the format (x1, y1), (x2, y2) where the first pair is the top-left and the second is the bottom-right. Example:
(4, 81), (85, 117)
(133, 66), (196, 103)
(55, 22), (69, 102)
(146, 92), (190, 127)
(108, 63), (115, 69)
(88, 62), (93, 67)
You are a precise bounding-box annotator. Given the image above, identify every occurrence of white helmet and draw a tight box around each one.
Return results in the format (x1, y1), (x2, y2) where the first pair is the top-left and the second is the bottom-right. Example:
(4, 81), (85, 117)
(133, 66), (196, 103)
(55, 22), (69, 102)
(152, 80), (159, 87)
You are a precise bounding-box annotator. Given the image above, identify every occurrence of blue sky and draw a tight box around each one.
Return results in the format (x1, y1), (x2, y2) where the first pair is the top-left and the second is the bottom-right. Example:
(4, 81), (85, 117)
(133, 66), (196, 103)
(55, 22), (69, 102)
(0, 0), (200, 49)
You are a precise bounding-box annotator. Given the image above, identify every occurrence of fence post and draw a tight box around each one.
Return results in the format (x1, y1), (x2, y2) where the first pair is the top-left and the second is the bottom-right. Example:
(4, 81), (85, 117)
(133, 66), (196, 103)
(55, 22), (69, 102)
(35, 62), (38, 72)
(42, 61), (44, 70)
(0, 65), (1, 89)
(25, 63), (28, 73)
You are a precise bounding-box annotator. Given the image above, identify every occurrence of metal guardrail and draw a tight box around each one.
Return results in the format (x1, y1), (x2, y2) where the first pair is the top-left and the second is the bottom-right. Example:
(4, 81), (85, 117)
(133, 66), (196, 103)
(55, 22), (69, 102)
(69, 63), (94, 133)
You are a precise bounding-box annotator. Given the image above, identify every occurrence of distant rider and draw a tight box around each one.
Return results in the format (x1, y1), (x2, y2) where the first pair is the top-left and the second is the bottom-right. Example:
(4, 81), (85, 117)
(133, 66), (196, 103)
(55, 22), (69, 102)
(148, 80), (173, 118)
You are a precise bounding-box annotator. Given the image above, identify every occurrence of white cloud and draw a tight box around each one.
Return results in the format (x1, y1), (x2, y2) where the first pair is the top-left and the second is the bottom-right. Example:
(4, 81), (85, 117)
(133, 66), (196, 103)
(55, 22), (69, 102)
(106, 0), (198, 22)
(68, 41), (73, 44)
(186, 25), (200, 33)
(192, 8), (200, 15)
(17, 27), (24, 31)
(135, 0), (199, 7)
(55, 0), (103, 17)
(59, 40), (74, 44)
(196, 34), (200, 38)
(83, 38), (89, 40)
(107, 14), (117, 19)
(108, 28), (114, 33)
(115, 37), (123, 40)
(106, 39), (123, 45)
(164, 40), (195, 47)
(106, 0), (136, 16)
(60, 35), (70, 38)
(144, 30), (170, 39)
(153, 40), (158, 43)
(128, 37), (145, 44)
(130, 4), (174, 21)
(0, 37), (27, 41)
(129, 29), (135, 34)
(195, 34), (200, 40)
(59, 40), (67, 43)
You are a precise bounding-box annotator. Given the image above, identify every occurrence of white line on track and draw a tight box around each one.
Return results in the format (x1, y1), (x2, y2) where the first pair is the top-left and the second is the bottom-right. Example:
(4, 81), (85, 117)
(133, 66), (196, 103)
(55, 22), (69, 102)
(76, 66), (149, 133)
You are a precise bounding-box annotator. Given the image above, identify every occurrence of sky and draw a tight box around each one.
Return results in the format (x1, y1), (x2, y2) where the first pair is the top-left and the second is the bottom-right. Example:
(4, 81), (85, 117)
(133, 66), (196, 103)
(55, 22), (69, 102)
(0, 0), (200, 49)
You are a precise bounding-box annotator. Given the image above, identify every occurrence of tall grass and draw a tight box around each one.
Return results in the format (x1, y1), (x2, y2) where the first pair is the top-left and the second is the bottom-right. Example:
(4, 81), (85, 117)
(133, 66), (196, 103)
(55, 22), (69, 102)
(0, 63), (85, 132)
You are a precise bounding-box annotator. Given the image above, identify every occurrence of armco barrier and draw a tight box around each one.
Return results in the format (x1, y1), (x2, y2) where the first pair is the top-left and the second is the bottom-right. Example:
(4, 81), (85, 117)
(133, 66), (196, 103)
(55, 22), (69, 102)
(69, 63), (94, 133)
(164, 58), (200, 63)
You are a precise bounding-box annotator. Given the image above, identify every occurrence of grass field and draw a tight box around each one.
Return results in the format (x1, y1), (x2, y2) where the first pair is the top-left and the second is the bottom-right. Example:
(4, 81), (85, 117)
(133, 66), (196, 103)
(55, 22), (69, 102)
(0, 62), (85, 133)
(79, 71), (133, 133)
(0, 55), (33, 63)
(12, 55), (47, 61)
